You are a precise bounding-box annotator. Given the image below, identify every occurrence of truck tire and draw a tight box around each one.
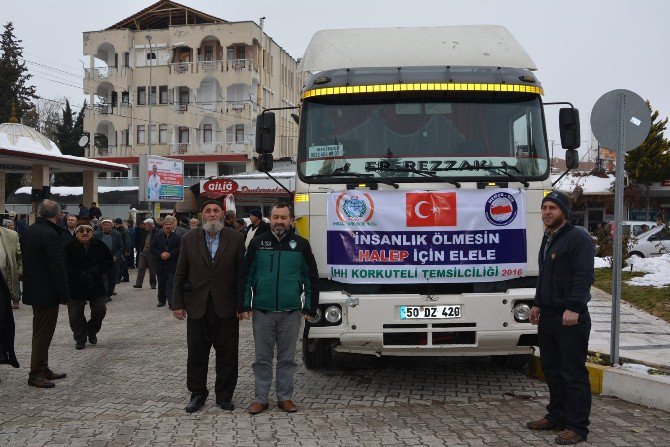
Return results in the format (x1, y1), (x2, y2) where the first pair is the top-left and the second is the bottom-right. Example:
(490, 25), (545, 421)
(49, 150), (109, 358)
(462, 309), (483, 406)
(491, 354), (533, 370)
(302, 338), (333, 369)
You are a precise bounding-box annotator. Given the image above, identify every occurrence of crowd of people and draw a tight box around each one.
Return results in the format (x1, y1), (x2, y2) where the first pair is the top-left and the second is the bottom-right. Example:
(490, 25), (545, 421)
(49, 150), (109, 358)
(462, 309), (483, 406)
(0, 199), (319, 418)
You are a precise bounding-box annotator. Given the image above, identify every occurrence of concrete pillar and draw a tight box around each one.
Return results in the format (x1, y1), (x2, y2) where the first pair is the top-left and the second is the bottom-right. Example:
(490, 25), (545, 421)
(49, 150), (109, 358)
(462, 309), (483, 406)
(31, 164), (49, 220)
(83, 171), (99, 209)
(0, 171), (5, 213)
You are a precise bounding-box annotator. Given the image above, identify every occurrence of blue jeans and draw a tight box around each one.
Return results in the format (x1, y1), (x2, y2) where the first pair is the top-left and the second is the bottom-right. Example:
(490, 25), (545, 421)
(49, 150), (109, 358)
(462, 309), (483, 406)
(252, 310), (302, 403)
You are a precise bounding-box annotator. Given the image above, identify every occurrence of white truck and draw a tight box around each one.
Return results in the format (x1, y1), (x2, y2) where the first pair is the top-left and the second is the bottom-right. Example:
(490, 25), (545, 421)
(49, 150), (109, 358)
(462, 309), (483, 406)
(255, 26), (580, 368)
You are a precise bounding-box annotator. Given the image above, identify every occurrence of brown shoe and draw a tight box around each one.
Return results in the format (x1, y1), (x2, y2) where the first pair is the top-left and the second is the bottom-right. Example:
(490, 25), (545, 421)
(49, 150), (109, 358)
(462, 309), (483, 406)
(526, 418), (564, 431)
(277, 400), (298, 413)
(44, 369), (67, 380)
(246, 402), (269, 415)
(555, 429), (585, 445)
(28, 376), (55, 388)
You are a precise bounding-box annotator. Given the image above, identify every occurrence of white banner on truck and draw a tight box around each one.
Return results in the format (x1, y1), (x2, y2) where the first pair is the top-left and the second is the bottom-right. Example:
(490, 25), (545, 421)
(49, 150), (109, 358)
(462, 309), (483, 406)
(326, 189), (527, 283)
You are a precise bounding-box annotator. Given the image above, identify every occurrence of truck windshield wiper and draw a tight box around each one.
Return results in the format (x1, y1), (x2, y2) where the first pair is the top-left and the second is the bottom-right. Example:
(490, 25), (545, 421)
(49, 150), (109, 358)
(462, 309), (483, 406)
(305, 172), (399, 189)
(364, 166), (461, 188)
(429, 164), (529, 188)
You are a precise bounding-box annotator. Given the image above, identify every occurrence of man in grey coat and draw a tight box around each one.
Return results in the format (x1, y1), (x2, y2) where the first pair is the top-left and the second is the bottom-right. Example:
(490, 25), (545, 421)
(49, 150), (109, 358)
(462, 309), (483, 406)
(94, 219), (124, 299)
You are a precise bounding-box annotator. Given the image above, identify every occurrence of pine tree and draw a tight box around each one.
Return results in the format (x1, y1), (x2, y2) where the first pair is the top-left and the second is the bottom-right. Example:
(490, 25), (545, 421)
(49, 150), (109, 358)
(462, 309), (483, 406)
(0, 22), (36, 123)
(53, 100), (87, 186)
(624, 101), (670, 220)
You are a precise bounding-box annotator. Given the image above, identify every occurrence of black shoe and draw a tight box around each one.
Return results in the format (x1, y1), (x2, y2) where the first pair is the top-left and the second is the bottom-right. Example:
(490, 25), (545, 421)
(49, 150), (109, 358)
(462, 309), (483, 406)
(217, 400), (234, 411)
(184, 395), (205, 413)
(88, 333), (98, 345)
(150, 285), (157, 289)
(112, 292), (117, 296)
(132, 285), (142, 288)
(75, 341), (86, 350)
(106, 296), (112, 302)
(120, 278), (129, 282)
(157, 302), (166, 307)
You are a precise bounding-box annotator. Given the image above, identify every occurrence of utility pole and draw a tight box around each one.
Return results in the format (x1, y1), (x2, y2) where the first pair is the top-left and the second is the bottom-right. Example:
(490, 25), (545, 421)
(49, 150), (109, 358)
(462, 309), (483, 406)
(146, 33), (154, 217)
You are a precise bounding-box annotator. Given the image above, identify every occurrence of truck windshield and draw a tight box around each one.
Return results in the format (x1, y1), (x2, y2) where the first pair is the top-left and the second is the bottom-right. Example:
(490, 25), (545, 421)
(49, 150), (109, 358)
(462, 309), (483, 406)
(298, 95), (549, 182)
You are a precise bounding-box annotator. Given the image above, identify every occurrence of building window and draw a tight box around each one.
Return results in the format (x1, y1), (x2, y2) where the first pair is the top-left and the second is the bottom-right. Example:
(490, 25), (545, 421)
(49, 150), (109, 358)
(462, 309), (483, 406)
(159, 124), (167, 144)
(137, 125), (145, 144)
(149, 125), (156, 144)
(178, 126), (189, 144)
(184, 163), (205, 177)
(235, 124), (244, 143)
(203, 124), (213, 143)
(149, 86), (156, 105)
(159, 85), (168, 104)
(218, 163), (246, 176)
(123, 52), (130, 67)
(204, 45), (213, 61)
(121, 91), (129, 105)
(137, 87), (146, 105)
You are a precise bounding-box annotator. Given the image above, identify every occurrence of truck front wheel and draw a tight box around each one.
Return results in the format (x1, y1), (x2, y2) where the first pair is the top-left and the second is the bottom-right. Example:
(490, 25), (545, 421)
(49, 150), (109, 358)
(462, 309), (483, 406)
(302, 338), (333, 369)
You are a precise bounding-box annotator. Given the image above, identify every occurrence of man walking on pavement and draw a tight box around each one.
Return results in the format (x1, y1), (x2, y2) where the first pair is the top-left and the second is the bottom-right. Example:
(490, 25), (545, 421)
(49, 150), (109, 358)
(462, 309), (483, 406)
(21, 200), (70, 388)
(65, 223), (113, 350)
(134, 218), (158, 290)
(527, 191), (595, 445)
(239, 202), (319, 415)
(172, 200), (245, 413)
(151, 215), (181, 309)
(114, 218), (131, 282)
(93, 219), (124, 300)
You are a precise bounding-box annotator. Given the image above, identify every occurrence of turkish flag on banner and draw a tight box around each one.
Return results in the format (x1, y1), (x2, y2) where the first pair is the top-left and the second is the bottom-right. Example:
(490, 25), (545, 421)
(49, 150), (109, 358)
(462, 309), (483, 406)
(406, 192), (457, 227)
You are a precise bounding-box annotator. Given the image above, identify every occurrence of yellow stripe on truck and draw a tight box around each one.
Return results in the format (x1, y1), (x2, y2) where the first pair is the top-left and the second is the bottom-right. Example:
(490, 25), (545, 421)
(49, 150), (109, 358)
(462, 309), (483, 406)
(302, 82), (543, 99)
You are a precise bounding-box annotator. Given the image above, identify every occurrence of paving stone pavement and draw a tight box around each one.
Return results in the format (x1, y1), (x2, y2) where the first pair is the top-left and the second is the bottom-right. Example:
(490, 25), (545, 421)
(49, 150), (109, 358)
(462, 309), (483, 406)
(1, 273), (669, 446)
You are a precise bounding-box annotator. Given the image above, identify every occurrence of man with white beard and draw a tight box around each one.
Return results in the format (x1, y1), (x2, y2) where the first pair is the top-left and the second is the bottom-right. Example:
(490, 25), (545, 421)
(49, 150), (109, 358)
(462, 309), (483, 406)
(172, 200), (245, 414)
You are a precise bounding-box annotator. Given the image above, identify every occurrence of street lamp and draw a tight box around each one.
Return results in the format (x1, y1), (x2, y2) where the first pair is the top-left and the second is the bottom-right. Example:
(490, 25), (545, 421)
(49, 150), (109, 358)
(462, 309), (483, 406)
(146, 34), (153, 156)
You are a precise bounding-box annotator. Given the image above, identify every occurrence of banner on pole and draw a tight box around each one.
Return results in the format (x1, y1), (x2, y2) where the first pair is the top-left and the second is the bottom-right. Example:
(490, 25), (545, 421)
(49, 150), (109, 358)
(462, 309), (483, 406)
(327, 189), (527, 284)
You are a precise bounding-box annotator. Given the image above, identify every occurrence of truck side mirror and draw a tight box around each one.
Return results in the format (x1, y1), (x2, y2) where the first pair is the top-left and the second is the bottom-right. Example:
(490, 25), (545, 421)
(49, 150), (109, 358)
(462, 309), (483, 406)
(255, 112), (276, 154)
(257, 153), (274, 172)
(565, 148), (579, 169)
(559, 108), (580, 149)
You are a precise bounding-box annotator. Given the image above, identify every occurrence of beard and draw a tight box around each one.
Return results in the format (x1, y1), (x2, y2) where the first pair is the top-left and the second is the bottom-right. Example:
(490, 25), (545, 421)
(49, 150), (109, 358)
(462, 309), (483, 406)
(272, 223), (288, 238)
(202, 220), (224, 234)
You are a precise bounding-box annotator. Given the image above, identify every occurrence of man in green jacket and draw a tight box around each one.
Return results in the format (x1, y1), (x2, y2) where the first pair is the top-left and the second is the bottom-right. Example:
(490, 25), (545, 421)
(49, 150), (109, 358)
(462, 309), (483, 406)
(239, 202), (319, 415)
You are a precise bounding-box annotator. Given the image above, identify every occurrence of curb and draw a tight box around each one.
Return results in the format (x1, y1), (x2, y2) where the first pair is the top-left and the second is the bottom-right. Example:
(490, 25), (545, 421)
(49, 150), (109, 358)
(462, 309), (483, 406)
(529, 357), (670, 411)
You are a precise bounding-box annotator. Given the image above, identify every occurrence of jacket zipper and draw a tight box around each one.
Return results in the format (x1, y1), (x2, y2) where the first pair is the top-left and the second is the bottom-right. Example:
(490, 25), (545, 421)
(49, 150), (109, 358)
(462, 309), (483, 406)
(269, 253), (274, 272)
(275, 249), (282, 310)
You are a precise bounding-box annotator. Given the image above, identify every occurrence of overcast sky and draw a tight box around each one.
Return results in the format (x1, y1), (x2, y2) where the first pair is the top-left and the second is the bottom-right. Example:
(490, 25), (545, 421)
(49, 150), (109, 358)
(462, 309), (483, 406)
(4, 0), (669, 158)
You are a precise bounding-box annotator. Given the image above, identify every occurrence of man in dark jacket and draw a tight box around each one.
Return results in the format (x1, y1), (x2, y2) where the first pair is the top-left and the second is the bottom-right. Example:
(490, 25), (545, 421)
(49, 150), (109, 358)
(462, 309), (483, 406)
(239, 202), (319, 415)
(0, 271), (19, 372)
(65, 223), (113, 350)
(126, 219), (136, 269)
(134, 218), (158, 289)
(151, 215), (181, 309)
(114, 218), (131, 282)
(61, 214), (78, 248)
(94, 219), (124, 299)
(527, 191), (595, 445)
(88, 202), (102, 220)
(21, 200), (70, 388)
(244, 209), (270, 249)
(172, 200), (245, 413)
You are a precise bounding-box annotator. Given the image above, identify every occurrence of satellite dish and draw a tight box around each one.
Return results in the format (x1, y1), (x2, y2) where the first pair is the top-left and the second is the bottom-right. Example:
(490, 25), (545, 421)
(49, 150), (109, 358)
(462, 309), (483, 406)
(78, 135), (89, 147)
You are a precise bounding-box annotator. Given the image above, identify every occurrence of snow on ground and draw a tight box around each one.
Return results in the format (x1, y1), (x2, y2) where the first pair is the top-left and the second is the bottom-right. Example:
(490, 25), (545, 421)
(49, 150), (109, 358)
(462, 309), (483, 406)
(594, 255), (670, 288)
(625, 254), (670, 288)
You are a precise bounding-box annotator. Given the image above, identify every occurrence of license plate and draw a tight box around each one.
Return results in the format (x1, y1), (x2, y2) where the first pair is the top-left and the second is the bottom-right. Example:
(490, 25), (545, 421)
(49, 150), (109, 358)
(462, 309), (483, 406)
(400, 305), (461, 319)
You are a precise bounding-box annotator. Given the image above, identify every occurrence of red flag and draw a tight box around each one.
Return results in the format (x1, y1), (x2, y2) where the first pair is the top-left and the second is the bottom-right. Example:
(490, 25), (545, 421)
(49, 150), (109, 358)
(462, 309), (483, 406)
(406, 192), (457, 227)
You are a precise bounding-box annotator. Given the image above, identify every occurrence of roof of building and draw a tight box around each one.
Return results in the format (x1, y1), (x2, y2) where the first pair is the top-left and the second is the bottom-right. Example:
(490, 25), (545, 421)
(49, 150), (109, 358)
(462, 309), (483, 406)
(106, 0), (226, 31)
(0, 122), (129, 173)
(299, 25), (537, 73)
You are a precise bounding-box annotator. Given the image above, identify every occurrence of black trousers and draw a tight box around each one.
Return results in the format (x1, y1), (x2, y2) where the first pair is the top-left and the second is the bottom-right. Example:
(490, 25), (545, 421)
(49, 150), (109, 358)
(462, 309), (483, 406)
(30, 305), (59, 377)
(538, 312), (592, 439)
(67, 297), (107, 343)
(186, 297), (239, 402)
(156, 268), (175, 307)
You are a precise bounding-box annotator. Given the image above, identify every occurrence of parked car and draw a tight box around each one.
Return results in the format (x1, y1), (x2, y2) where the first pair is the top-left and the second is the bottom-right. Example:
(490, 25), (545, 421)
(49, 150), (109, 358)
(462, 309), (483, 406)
(610, 220), (656, 237)
(628, 225), (670, 258)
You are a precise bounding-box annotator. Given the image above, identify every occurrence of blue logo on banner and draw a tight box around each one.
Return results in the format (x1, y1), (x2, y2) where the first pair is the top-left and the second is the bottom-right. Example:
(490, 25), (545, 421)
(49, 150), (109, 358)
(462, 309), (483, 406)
(485, 192), (518, 226)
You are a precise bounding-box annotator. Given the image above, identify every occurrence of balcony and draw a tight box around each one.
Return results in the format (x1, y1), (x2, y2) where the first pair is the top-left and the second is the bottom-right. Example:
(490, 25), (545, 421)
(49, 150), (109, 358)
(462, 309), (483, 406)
(197, 60), (223, 73)
(84, 66), (131, 79)
(226, 101), (257, 114)
(226, 59), (258, 72)
(170, 62), (193, 74)
(88, 145), (133, 158)
(195, 99), (222, 112)
(173, 103), (189, 113)
(170, 143), (191, 155)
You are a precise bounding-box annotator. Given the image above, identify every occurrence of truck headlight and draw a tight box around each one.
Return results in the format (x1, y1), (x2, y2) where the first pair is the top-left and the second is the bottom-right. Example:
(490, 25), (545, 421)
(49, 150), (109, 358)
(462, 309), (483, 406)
(513, 303), (531, 321)
(308, 308), (322, 325)
(324, 305), (342, 324)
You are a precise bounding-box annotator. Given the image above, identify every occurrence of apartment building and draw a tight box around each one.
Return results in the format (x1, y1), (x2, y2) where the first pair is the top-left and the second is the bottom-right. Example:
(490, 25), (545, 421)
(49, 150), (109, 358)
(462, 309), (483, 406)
(82, 0), (303, 187)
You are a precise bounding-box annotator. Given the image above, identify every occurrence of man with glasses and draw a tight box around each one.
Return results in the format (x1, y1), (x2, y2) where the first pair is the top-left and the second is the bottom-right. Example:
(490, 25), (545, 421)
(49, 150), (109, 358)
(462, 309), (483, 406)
(64, 223), (113, 350)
